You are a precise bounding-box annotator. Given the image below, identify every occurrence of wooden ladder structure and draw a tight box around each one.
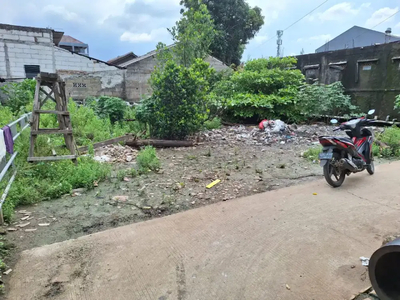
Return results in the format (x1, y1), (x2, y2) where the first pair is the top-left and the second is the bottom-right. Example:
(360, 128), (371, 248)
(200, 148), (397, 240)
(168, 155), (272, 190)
(28, 72), (77, 162)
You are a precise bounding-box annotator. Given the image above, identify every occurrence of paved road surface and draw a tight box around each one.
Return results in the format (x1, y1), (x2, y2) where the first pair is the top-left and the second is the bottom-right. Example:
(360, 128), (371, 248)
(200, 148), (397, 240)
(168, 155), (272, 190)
(7, 162), (400, 300)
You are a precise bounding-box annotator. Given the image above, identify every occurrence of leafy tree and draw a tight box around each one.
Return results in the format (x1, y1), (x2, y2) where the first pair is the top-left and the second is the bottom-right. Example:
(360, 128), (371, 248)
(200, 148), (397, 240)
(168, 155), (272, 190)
(180, 0), (264, 66)
(169, 3), (216, 67)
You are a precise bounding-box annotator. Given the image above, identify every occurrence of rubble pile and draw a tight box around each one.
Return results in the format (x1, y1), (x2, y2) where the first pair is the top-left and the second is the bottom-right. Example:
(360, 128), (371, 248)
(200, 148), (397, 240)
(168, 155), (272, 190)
(200, 123), (384, 146)
(94, 144), (139, 163)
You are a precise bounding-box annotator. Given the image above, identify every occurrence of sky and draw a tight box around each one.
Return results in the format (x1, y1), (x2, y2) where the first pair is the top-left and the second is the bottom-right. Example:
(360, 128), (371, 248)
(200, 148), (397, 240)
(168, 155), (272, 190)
(1, 0), (399, 62)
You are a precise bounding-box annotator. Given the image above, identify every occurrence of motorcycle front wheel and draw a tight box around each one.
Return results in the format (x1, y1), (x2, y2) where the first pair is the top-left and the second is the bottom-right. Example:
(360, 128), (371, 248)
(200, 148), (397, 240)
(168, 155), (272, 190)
(367, 160), (375, 175)
(323, 154), (346, 188)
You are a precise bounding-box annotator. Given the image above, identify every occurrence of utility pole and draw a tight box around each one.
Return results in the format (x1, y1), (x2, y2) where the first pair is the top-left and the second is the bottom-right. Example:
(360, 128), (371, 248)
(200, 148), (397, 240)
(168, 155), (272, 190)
(277, 30), (283, 57)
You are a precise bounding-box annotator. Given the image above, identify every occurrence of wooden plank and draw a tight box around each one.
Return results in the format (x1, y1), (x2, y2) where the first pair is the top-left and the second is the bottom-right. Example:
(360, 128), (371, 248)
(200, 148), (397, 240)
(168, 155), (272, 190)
(31, 129), (72, 135)
(34, 110), (70, 115)
(27, 155), (77, 162)
(126, 139), (194, 148)
(78, 135), (135, 152)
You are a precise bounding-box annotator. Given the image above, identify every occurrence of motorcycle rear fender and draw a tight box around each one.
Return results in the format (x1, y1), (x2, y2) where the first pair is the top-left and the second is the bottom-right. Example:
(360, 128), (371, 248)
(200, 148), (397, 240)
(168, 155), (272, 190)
(320, 147), (334, 167)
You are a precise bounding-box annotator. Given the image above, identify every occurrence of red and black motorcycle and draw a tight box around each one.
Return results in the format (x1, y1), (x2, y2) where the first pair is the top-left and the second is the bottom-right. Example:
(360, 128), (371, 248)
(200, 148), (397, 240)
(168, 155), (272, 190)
(318, 109), (376, 187)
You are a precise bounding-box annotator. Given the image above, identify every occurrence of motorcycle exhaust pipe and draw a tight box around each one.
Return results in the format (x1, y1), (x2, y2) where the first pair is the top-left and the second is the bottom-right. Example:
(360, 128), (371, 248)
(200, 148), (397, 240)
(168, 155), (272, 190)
(338, 158), (358, 172)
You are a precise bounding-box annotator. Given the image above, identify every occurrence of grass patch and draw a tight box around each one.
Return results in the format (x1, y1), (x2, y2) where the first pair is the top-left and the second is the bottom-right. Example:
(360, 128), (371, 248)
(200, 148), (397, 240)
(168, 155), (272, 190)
(204, 117), (222, 130)
(136, 146), (161, 173)
(302, 146), (322, 161)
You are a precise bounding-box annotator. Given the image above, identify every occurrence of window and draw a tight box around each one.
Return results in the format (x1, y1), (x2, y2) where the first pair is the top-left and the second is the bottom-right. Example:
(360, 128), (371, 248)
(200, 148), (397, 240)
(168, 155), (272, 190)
(362, 65), (372, 71)
(24, 65), (40, 79)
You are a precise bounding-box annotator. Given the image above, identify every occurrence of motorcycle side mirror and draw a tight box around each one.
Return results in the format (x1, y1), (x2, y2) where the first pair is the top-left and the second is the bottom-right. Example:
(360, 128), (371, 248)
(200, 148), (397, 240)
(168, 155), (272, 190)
(367, 109), (376, 115)
(330, 119), (338, 124)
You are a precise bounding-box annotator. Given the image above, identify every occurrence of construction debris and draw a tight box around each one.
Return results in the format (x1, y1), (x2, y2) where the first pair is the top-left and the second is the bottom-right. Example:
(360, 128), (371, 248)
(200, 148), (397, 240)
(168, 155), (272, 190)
(200, 124), (386, 146)
(94, 144), (139, 163)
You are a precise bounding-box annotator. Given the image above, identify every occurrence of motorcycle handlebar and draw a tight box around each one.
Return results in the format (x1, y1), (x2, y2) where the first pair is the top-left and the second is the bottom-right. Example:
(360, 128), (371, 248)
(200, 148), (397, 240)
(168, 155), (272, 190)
(333, 126), (341, 131)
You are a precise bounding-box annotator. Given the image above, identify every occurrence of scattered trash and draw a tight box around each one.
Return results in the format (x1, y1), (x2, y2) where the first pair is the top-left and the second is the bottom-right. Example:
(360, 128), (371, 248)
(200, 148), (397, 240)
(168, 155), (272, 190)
(207, 179), (221, 189)
(3, 269), (12, 275)
(7, 228), (17, 232)
(20, 216), (30, 221)
(313, 193), (317, 196)
(38, 223), (50, 227)
(25, 229), (37, 232)
(123, 177), (131, 182)
(286, 284), (291, 290)
(112, 196), (129, 202)
(360, 256), (370, 266)
(201, 124), (386, 146)
(16, 222), (30, 228)
(71, 192), (82, 197)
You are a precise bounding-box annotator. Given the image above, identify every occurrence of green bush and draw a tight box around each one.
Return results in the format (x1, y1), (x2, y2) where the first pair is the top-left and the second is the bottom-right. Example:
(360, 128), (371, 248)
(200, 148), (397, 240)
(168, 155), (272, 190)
(0, 79), (36, 114)
(395, 94), (400, 111)
(376, 127), (400, 157)
(0, 105), (14, 127)
(296, 82), (359, 117)
(208, 57), (305, 122)
(96, 96), (127, 124)
(136, 146), (161, 172)
(204, 117), (222, 130)
(136, 59), (214, 139)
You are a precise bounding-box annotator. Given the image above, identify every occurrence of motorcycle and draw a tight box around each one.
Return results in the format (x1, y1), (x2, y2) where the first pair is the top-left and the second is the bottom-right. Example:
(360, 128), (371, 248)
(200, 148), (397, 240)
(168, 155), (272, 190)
(318, 109), (376, 188)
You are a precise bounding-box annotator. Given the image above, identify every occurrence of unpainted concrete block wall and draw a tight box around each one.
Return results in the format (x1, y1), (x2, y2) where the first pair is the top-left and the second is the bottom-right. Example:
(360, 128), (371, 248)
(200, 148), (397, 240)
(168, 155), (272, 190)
(0, 25), (117, 79)
(125, 54), (229, 102)
(296, 41), (400, 118)
(61, 70), (125, 100)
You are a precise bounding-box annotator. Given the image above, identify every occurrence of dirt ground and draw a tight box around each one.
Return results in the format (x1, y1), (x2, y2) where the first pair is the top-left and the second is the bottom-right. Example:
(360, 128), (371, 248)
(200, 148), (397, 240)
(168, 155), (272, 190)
(0, 124), (389, 296)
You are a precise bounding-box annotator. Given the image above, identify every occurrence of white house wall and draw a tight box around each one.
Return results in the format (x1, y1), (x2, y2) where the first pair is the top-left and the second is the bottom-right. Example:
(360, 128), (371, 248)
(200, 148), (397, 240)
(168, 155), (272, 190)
(0, 27), (117, 79)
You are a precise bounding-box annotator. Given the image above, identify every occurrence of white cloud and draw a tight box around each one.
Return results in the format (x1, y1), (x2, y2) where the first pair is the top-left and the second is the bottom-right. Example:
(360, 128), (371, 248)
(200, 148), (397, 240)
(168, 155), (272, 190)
(317, 2), (360, 21)
(396, 22), (400, 28)
(365, 7), (399, 28)
(43, 5), (84, 23)
(254, 35), (268, 44)
(120, 28), (169, 43)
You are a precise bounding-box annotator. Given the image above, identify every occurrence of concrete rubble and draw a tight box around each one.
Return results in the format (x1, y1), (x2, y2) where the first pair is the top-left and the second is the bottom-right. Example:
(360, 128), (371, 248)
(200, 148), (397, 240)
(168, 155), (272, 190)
(94, 144), (139, 163)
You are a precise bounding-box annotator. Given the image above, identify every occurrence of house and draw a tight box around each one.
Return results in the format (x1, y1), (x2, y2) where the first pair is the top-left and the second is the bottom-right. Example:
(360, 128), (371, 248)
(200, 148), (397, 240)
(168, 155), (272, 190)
(58, 35), (89, 56)
(0, 22), (229, 103)
(0, 23), (119, 80)
(113, 46), (229, 101)
(108, 52), (138, 66)
(316, 26), (400, 53)
(297, 41), (400, 119)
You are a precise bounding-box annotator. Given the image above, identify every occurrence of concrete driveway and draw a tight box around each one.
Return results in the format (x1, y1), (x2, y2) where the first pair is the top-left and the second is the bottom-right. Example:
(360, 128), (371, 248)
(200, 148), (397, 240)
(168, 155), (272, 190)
(7, 161), (400, 300)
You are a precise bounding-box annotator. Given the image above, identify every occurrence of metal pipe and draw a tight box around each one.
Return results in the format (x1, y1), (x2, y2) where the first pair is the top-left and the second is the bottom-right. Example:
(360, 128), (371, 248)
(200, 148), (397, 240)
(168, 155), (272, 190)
(369, 237), (400, 300)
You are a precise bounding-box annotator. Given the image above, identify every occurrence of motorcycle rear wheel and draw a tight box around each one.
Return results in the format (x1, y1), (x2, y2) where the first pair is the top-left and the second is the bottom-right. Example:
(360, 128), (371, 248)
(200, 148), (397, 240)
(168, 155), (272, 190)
(323, 154), (346, 188)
